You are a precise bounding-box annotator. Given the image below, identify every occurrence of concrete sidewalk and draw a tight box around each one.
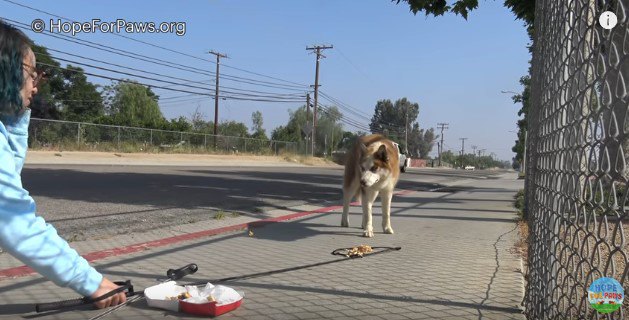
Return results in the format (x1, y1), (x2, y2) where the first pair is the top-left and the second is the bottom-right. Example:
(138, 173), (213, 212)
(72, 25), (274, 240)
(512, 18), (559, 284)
(0, 173), (525, 319)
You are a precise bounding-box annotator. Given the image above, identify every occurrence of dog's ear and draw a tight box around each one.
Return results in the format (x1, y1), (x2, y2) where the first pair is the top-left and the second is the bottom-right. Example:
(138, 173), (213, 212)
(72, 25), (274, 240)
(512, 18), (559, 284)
(376, 145), (388, 162)
(360, 143), (368, 153)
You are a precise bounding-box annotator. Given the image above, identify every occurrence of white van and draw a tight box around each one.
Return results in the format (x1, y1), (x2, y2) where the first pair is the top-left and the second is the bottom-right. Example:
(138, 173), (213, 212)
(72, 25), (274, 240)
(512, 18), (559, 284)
(392, 142), (409, 173)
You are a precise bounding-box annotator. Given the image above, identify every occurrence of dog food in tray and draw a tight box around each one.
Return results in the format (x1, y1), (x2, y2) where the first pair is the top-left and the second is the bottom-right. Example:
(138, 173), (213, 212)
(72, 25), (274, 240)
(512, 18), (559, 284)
(145, 281), (243, 317)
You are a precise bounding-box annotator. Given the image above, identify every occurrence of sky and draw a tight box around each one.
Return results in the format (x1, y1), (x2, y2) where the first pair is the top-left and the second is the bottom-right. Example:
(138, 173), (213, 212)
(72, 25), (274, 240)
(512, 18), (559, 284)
(1, 0), (531, 161)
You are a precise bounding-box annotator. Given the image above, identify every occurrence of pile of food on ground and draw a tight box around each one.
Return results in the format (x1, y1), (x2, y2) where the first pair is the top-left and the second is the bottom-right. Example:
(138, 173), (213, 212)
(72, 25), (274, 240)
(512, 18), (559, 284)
(346, 245), (373, 257)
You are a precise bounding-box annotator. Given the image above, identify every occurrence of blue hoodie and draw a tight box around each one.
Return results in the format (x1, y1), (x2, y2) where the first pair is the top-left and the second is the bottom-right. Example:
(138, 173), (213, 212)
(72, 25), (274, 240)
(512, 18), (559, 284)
(0, 109), (102, 296)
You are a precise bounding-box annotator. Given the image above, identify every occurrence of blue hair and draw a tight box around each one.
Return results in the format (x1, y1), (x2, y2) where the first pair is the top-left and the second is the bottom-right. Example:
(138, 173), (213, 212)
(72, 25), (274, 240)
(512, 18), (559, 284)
(0, 19), (32, 117)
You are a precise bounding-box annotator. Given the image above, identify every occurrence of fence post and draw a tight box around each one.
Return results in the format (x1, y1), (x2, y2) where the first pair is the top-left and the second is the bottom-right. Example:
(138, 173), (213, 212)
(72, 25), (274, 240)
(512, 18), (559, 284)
(150, 129), (153, 147)
(117, 126), (121, 151)
(204, 134), (207, 149)
(244, 139), (247, 153)
(77, 123), (81, 147)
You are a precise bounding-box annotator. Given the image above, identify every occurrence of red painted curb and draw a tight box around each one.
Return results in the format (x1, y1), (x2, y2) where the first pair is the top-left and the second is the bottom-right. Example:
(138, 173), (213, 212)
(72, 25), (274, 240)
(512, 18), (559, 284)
(0, 205), (343, 280)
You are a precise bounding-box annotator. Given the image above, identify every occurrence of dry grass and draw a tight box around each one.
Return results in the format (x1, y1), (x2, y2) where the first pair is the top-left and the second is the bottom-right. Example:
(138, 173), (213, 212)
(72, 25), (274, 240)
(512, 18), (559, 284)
(283, 155), (338, 166)
(514, 220), (529, 260)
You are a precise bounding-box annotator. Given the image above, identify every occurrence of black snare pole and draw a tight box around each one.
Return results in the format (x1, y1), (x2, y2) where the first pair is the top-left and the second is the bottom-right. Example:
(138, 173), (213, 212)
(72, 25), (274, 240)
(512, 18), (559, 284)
(35, 263), (198, 313)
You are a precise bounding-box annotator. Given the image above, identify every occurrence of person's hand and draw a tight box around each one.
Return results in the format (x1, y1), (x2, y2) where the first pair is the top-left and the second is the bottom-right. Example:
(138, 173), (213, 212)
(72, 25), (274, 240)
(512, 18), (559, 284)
(90, 277), (127, 309)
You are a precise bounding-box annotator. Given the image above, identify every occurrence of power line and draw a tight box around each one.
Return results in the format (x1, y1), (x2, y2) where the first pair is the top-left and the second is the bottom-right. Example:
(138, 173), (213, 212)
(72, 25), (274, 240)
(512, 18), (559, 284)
(333, 46), (374, 83)
(2, 0), (310, 88)
(2, 17), (309, 92)
(319, 91), (407, 132)
(35, 52), (305, 101)
(37, 62), (304, 103)
(316, 95), (406, 136)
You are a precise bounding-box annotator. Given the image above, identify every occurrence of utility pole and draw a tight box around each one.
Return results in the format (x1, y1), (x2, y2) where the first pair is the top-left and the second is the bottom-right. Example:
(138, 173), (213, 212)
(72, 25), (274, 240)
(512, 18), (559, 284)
(306, 44), (333, 156)
(459, 138), (468, 168)
(209, 50), (228, 148)
(459, 138), (468, 155)
(437, 123), (449, 166)
(306, 93), (312, 156)
(405, 107), (409, 154)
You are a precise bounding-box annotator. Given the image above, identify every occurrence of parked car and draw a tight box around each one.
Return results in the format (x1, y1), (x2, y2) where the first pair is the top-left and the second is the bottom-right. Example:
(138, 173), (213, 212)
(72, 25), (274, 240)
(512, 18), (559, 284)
(464, 165), (475, 171)
(392, 142), (409, 173)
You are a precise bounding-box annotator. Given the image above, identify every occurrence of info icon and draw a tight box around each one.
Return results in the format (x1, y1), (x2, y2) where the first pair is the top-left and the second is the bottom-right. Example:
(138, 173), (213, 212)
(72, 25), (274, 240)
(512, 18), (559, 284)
(588, 277), (624, 314)
(599, 11), (618, 30)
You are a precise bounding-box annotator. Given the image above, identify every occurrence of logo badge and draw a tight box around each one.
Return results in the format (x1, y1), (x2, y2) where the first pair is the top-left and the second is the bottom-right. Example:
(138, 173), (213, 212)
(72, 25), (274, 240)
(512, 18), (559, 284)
(588, 277), (624, 314)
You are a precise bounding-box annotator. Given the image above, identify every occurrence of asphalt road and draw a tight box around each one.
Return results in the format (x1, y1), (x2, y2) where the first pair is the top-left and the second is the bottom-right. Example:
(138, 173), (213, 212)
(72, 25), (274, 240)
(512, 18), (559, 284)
(20, 165), (510, 241)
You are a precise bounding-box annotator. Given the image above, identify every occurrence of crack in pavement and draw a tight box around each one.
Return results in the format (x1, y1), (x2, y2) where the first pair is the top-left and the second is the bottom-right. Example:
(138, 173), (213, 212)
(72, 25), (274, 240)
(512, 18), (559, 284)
(478, 224), (519, 319)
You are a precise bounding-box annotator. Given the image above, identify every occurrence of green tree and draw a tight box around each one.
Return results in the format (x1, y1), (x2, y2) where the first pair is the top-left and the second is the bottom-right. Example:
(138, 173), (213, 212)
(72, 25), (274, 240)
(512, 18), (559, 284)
(105, 81), (165, 128)
(30, 44), (63, 119)
(511, 75), (530, 167)
(407, 125), (436, 159)
(57, 65), (104, 122)
(31, 45), (103, 121)
(393, 0), (535, 27)
(219, 120), (249, 137)
(337, 131), (365, 151)
(271, 105), (343, 156)
(167, 116), (192, 132)
(439, 150), (458, 166)
(251, 110), (268, 140)
(189, 106), (213, 133)
(271, 106), (311, 142)
(316, 105), (343, 155)
(369, 98), (419, 143)
(270, 125), (291, 142)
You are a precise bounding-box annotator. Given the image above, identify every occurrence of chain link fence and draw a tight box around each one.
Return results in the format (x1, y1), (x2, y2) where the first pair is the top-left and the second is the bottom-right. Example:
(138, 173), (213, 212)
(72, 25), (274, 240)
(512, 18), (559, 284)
(525, 0), (629, 318)
(28, 118), (302, 156)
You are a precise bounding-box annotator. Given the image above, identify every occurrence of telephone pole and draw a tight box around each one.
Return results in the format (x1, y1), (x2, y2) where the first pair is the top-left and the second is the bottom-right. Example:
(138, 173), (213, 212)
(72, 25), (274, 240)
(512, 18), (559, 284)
(209, 50), (228, 148)
(306, 93), (313, 156)
(306, 44), (333, 156)
(459, 138), (468, 154)
(437, 123), (449, 166)
(405, 107), (409, 154)
(459, 138), (468, 168)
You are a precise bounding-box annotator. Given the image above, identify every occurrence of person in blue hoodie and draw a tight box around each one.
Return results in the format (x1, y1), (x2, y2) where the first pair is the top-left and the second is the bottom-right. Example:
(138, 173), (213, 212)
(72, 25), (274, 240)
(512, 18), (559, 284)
(0, 20), (126, 309)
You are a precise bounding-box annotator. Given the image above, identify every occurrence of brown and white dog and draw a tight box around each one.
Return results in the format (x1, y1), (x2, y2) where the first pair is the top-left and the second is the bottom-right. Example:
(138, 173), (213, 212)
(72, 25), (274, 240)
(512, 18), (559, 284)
(341, 134), (400, 237)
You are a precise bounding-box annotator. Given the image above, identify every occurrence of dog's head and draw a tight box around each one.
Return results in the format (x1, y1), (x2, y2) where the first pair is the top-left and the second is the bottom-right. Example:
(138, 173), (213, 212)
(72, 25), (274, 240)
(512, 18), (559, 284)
(359, 142), (392, 188)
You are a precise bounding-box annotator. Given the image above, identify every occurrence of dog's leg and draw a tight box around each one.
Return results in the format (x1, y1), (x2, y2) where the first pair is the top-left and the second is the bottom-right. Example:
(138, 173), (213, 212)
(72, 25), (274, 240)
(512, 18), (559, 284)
(362, 189), (379, 237)
(341, 184), (357, 227)
(355, 190), (362, 206)
(381, 189), (394, 234)
(360, 188), (369, 229)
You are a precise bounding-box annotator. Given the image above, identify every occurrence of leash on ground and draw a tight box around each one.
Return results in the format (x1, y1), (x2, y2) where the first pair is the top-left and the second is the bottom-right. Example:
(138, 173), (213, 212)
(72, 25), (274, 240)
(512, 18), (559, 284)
(89, 246), (401, 320)
(35, 246), (401, 318)
(184, 246), (402, 286)
(34, 263), (198, 313)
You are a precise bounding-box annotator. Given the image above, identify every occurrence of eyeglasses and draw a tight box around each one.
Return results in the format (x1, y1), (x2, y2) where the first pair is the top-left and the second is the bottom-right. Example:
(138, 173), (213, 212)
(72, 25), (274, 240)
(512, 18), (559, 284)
(22, 63), (45, 88)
